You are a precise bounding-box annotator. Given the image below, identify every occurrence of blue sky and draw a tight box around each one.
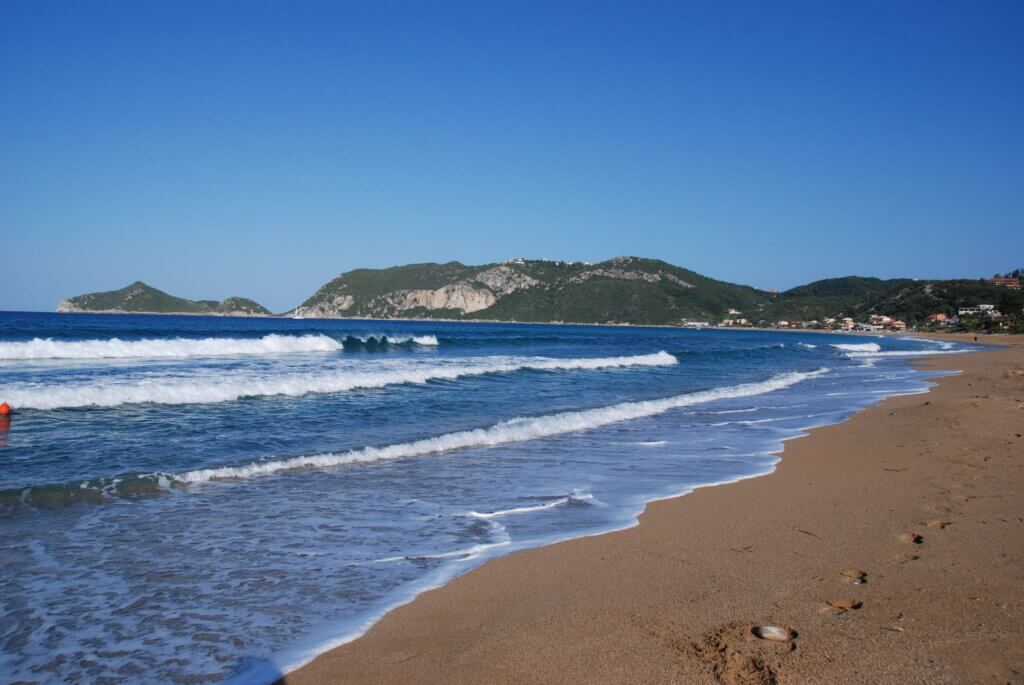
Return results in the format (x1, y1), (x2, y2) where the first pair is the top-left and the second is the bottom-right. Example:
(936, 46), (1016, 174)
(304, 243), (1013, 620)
(2, 1), (1022, 313)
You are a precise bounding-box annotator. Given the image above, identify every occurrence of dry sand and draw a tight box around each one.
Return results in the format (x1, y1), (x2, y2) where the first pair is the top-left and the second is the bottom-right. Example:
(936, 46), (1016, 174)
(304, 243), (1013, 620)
(285, 335), (1024, 683)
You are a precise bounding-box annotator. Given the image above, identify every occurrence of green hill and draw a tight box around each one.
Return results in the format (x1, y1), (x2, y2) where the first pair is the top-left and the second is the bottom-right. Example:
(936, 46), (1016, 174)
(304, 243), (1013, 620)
(294, 256), (770, 325)
(850, 279), (1020, 324)
(57, 282), (271, 316)
(764, 276), (909, 321)
(764, 276), (1019, 325)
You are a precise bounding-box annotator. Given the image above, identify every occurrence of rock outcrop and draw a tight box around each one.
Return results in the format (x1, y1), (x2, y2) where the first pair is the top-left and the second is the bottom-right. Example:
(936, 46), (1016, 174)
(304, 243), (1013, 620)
(473, 266), (539, 295)
(569, 268), (695, 288)
(292, 295), (354, 318)
(378, 282), (497, 314)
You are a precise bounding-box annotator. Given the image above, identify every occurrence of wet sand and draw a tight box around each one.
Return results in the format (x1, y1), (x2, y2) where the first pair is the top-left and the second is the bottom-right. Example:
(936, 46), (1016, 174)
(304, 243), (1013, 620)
(285, 335), (1024, 683)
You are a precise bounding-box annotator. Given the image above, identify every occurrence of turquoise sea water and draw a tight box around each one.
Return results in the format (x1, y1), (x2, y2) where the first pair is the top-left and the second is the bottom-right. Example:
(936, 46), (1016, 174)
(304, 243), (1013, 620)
(0, 313), (972, 683)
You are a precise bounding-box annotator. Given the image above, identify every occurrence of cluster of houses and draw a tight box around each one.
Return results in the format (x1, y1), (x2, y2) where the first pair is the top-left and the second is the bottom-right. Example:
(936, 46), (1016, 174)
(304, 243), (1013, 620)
(715, 305), (1004, 332)
(756, 315), (907, 332)
(987, 276), (1021, 289)
(923, 305), (1005, 326)
(717, 312), (909, 331)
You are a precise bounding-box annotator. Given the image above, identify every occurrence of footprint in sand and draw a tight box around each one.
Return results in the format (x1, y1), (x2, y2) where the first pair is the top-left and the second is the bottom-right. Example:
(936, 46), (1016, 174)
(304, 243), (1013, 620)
(841, 569), (867, 584)
(828, 598), (862, 610)
(896, 532), (923, 544)
(890, 552), (920, 563)
(820, 598), (863, 615)
(689, 622), (793, 685)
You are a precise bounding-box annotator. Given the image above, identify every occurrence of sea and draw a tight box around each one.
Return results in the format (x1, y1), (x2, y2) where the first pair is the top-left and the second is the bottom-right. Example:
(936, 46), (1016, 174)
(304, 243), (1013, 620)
(0, 312), (975, 683)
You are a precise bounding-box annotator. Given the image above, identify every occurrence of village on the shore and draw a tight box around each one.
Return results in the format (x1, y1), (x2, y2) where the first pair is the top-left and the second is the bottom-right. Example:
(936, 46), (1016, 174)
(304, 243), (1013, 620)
(702, 275), (1024, 334)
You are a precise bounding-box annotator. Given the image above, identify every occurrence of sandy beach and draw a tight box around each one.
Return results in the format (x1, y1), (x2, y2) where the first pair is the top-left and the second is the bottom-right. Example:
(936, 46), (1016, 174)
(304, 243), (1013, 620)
(285, 335), (1024, 683)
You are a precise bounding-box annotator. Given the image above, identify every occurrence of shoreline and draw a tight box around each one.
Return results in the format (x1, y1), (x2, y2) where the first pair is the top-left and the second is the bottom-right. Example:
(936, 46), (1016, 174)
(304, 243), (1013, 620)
(284, 335), (1024, 683)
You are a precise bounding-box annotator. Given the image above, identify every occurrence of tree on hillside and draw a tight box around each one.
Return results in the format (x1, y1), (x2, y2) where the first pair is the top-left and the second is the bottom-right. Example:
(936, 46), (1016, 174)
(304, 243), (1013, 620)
(999, 289), (1023, 315)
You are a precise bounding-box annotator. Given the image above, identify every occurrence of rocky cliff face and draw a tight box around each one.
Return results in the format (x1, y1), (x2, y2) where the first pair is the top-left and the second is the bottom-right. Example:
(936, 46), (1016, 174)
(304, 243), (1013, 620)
(297, 281), (500, 318)
(292, 295), (355, 319)
(379, 282), (497, 314)
(56, 299), (83, 313)
(294, 262), (547, 318)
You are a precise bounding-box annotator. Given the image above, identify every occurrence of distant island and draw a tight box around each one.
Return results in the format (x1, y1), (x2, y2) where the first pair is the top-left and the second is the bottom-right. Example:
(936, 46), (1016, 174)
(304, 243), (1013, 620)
(57, 281), (271, 317)
(58, 258), (1022, 332)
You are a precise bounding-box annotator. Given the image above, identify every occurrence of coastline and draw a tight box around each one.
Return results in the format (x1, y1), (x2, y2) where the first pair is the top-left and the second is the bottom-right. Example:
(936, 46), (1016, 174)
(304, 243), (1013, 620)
(283, 335), (1024, 683)
(51, 309), (272, 318)
(47, 307), (972, 339)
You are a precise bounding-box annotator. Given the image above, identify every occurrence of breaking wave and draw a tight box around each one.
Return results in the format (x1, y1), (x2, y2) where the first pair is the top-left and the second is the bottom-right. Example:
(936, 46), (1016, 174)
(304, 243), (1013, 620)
(0, 334), (341, 360)
(341, 334), (439, 350)
(3, 352), (678, 410)
(178, 367), (829, 483)
(830, 342), (881, 353)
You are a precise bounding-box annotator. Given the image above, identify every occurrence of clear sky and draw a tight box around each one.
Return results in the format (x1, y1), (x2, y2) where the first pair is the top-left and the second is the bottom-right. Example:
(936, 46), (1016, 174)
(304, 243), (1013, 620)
(2, 1), (1022, 313)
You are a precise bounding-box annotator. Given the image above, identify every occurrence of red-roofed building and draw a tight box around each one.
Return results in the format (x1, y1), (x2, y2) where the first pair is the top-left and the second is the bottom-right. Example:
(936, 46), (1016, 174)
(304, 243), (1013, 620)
(988, 277), (1022, 289)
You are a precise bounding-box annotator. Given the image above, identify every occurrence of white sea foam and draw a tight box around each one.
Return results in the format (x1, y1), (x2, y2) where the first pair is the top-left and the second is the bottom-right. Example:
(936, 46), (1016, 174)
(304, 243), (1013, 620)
(920, 338), (956, 350)
(838, 339), (964, 360)
(711, 413), (832, 427)
(468, 498), (569, 518)
(844, 349), (960, 358)
(0, 334), (342, 360)
(178, 367), (829, 483)
(798, 343), (818, 349)
(371, 540), (511, 564)
(468, 492), (593, 518)
(4, 352), (678, 410)
(830, 342), (881, 352)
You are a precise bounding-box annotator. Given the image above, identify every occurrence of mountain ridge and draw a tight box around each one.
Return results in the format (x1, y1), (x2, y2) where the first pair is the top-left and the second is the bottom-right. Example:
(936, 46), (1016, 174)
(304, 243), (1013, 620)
(57, 261), (1021, 326)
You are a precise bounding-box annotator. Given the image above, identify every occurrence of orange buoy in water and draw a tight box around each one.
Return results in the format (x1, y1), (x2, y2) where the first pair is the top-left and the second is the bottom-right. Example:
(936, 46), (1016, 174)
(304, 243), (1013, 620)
(0, 403), (11, 416)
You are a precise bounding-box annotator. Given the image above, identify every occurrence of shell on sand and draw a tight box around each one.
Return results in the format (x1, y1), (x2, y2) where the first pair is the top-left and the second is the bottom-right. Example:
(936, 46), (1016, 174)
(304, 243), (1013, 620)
(926, 520), (952, 529)
(819, 605), (846, 616)
(897, 532), (923, 544)
(751, 625), (794, 641)
(827, 599), (862, 610)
